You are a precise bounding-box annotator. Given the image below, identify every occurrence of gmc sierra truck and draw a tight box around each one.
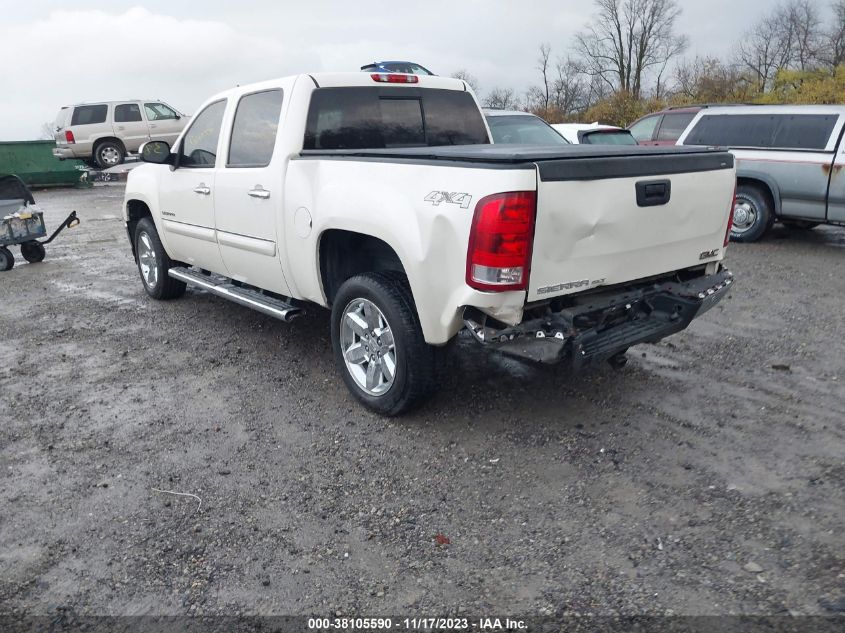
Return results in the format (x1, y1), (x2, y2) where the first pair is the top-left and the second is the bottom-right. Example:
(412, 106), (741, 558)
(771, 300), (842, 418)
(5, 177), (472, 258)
(123, 72), (736, 415)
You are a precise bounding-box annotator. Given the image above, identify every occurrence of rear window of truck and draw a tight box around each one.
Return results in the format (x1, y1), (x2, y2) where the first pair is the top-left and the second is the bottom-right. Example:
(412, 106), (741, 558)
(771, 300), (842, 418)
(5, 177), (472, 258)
(581, 130), (638, 145)
(303, 87), (489, 149)
(684, 113), (839, 150)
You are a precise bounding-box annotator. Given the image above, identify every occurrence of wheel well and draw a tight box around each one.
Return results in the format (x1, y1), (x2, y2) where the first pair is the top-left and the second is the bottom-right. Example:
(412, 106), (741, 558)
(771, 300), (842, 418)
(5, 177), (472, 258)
(737, 177), (776, 215)
(94, 136), (125, 152)
(319, 230), (405, 304)
(126, 200), (152, 259)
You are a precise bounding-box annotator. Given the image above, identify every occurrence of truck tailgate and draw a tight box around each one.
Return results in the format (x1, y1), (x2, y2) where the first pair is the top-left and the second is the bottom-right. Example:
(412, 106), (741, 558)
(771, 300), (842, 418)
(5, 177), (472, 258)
(528, 151), (735, 302)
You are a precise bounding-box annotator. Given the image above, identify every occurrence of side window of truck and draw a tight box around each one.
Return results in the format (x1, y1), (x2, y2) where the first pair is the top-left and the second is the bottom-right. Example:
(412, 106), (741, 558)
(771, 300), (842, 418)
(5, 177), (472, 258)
(179, 100), (226, 167)
(227, 90), (284, 167)
(685, 115), (775, 147)
(771, 115), (838, 150)
(71, 104), (108, 126)
(685, 114), (837, 150)
(114, 103), (142, 123)
(656, 113), (695, 142)
(145, 103), (179, 121)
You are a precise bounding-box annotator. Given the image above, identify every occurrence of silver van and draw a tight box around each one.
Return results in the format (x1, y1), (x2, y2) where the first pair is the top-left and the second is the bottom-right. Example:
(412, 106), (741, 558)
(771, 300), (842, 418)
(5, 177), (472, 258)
(678, 105), (845, 241)
(53, 100), (189, 168)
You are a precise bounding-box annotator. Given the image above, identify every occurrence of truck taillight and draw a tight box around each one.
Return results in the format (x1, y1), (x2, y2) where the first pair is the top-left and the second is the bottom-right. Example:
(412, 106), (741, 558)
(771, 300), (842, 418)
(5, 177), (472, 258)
(724, 185), (736, 247)
(370, 73), (419, 84)
(65, 130), (75, 144)
(466, 191), (537, 292)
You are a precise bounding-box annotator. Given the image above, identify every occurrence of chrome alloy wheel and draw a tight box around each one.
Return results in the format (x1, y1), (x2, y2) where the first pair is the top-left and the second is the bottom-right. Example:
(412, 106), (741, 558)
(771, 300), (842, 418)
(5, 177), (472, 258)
(137, 231), (159, 289)
(340, 298), (396, 396)
(99, 146), (121, 166)
(732, 198), (758, 235)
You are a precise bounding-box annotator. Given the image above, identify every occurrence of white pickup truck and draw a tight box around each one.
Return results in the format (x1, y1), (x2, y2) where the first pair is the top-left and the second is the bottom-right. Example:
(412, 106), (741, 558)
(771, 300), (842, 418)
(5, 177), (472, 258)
(123, 72), (736, 415)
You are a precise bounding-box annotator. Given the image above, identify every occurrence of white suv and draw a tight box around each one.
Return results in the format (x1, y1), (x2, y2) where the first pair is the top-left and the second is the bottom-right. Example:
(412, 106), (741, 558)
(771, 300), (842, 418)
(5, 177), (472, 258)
(53, 100), (189, 168)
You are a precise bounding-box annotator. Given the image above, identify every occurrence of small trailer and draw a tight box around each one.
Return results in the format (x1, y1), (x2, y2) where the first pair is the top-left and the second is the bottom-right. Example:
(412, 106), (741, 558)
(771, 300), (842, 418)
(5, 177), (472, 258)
(0, 174), (79, 271)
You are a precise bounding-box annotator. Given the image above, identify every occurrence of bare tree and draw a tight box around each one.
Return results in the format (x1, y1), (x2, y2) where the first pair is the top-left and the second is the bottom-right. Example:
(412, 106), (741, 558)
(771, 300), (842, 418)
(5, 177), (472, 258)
(524, 85), (548, 113)
(673, 56), (755, 102)
(526, 45), (590, 119)
(551, 57), (588, 117)
(786, 0), (822, 70)
(450, 69), (481, 93)
(822, 0), (845, 69)
(584, 74), (613, 107)
(525, 44), (553, 114)
(483, 87), (520, 110)
(736, 1), (826, 91)
(674, 56), (706, 100)
(736, 11), (794, 92)
(574, 0), (688, 99)
(536, 43), (552, 112)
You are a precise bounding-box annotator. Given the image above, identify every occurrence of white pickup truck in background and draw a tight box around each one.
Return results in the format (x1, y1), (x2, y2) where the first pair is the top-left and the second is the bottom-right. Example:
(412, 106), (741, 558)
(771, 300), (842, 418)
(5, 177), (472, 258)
(123, 71), (736, 415)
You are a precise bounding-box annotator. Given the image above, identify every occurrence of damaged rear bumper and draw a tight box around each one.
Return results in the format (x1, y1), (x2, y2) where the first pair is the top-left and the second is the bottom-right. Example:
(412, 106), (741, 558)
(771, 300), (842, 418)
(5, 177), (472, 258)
(463, 267), (734, 366)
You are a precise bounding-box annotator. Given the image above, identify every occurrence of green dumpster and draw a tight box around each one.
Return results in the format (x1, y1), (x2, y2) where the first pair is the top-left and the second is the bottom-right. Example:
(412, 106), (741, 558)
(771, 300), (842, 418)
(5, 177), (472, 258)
(0, 140), (86, 187)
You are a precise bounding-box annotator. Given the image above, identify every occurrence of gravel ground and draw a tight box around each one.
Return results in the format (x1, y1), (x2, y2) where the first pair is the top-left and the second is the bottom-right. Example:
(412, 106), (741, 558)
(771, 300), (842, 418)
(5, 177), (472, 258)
(1, 184), (843, 622)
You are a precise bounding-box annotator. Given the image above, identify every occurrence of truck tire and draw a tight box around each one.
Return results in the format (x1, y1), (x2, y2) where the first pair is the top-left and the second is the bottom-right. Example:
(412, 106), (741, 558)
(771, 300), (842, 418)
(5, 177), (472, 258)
(134, 217), (186, 300)
(331, 271), (439, 416)
(94, 140), (125, 168)
(20, 241), (46, 263)
(731, 185), (774, 242)
(0, 247), (13, 271)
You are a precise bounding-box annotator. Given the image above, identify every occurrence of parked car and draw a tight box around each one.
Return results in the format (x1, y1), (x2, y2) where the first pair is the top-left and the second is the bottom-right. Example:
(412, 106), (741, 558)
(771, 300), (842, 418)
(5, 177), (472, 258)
(53, 100), (189, 168)
(124, 71), (735, 415)
(484, 110), (569, 144)
(678, 104), (845, 241)
(360, 61), (435, 75)
(628, 106), (702, 146)
(552, 123), (638, 145)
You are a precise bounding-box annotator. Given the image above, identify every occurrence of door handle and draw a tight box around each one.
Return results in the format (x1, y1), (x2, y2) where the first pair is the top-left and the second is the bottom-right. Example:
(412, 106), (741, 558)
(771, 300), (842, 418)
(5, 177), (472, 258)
(248, 186), (270, 199)
(635, 179), (671, 207)
(193, 184), (211, 195)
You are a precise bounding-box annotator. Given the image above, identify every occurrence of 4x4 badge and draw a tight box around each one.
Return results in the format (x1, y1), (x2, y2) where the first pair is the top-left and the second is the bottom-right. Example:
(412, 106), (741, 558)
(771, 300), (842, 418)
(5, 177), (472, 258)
(424, 191), (472, 209)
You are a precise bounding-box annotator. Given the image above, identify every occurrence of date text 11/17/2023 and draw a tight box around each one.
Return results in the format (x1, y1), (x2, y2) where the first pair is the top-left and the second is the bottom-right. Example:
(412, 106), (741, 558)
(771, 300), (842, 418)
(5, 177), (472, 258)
(306, 617), (528, 630)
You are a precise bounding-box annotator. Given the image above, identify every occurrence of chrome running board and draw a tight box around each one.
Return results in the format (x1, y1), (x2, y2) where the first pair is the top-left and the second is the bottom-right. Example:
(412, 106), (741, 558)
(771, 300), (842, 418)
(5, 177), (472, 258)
(168, 267), (303, 323)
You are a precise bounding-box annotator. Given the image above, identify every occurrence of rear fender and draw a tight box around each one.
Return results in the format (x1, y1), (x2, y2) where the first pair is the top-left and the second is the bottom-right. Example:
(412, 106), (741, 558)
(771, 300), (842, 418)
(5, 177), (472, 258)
(736, 170), (782, 216)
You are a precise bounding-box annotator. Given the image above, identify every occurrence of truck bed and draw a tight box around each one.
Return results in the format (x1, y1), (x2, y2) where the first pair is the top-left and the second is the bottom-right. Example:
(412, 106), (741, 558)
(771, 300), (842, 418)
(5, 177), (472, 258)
(301, 144), (736, 304)
(299, 144), (734, 177)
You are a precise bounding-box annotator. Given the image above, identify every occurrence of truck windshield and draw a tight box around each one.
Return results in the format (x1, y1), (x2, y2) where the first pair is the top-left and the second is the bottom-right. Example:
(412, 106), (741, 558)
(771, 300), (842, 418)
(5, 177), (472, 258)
(304, 87), (489, 150)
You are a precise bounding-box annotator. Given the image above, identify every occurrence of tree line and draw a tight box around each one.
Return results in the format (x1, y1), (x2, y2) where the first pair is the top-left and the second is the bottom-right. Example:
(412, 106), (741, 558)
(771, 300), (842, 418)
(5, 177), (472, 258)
(451, 0), (845, 127)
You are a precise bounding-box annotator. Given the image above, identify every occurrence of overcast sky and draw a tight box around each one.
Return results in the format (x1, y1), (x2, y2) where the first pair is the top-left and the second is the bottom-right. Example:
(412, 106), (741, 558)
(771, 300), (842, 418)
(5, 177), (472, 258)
(0, 0), (829, 140)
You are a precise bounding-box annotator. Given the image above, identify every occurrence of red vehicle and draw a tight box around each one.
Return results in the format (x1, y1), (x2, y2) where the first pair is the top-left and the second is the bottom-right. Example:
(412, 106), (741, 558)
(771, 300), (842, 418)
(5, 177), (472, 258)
(628, 106), (702, 146)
